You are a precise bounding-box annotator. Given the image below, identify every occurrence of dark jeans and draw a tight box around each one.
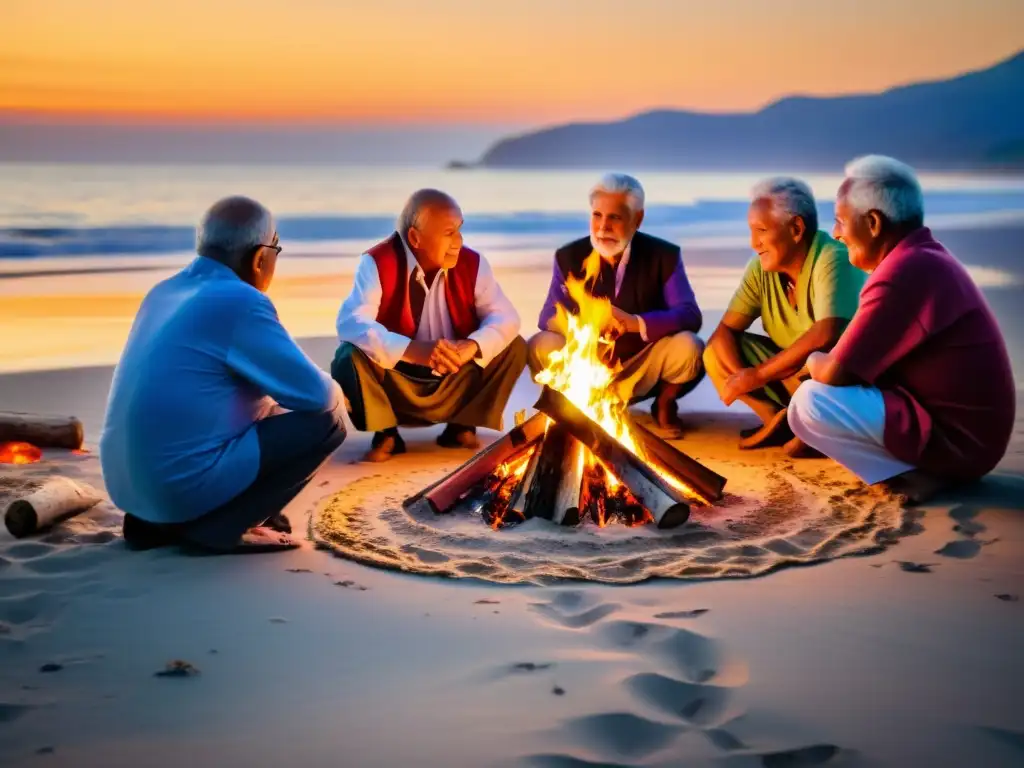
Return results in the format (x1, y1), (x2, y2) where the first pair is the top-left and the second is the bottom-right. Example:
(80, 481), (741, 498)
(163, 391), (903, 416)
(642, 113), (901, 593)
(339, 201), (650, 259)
(125, 404), (347, 552)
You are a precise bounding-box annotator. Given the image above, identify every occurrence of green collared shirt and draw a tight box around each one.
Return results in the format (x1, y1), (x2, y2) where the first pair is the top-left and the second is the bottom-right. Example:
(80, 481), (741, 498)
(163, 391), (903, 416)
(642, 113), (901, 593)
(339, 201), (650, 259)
(727, 231), (865, 349)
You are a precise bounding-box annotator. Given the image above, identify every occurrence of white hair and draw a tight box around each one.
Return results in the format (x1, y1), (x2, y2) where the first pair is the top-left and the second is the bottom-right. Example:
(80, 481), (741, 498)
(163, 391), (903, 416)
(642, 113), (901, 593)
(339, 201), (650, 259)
(841, 155), (924, 227)
(396, 188), (459, 239)
(196, 195), (273, 266)
(589, 173), (645, 214)
(750, 176), (818, 234)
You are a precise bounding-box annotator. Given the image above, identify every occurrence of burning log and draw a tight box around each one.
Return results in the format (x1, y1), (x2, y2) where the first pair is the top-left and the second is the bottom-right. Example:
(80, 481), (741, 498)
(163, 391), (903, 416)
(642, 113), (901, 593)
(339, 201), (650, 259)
(401, 390), (725, 531)
(522, 424), (585, 526)
(403, 414), (547, 516)
(534, 387), (692, 529)
(507, 439), (542, 518)
(4, 477), (103, 538)
(0, 412), (84, 450)
(633, 422), (726, 503)
(580, 467), (650, 527)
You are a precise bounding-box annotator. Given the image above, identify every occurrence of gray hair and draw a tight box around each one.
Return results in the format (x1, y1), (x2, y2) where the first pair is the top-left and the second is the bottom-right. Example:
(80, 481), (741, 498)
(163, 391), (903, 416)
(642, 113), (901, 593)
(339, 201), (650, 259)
(589, 173), (645, 214)
(750, 176), (819, 234)
(196, 196), (273, 267)
(397, 188), (459, 239)
(841, 155), (924, 227)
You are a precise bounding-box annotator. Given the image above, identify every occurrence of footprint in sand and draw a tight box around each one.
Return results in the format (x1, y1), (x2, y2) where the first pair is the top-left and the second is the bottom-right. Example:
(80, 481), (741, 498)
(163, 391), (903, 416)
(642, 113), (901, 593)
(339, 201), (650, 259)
(599, 620), (676, 650)
(560, 712), (685, 760)
(0, 591), (62, 636)
(614, 619), (846, 763)
(644, 625), (746, 687)
(529, 591), (621, 629)
(624, 672), (733, 727)
(524, 599), (841, 766)
(547, 591), (591, 611)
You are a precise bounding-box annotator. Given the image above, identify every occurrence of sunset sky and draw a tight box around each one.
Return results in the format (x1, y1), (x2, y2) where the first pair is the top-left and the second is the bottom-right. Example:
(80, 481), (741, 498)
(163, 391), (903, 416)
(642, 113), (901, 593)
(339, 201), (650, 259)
(4, 0), (1023, 126)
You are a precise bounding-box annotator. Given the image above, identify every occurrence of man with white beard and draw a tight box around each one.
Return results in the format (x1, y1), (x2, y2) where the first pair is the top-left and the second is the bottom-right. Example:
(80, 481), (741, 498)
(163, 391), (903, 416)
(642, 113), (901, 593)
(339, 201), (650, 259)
(527, 173), (705, 436)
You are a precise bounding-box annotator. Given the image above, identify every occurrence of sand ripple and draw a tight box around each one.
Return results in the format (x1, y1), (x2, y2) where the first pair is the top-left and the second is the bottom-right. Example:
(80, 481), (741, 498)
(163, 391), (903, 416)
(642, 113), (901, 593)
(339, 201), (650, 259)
(312, 420), (918, 584)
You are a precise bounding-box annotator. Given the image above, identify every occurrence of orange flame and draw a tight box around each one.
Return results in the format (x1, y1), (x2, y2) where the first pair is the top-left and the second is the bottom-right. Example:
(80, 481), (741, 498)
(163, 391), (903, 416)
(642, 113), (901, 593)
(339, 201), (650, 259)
(0, 441), (43, 465)
(536, 249), (638, 452)
(537, 249), (708, 508)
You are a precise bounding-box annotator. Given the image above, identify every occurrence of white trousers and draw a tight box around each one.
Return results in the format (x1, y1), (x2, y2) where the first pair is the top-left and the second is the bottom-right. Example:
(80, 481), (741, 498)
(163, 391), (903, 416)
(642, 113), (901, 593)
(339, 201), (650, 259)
(788, 381), (915, 485)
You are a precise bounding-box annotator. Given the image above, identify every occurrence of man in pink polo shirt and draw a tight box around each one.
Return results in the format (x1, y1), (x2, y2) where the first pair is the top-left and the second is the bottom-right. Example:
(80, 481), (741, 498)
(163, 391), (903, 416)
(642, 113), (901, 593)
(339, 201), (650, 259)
(787, 155), (1016, 504)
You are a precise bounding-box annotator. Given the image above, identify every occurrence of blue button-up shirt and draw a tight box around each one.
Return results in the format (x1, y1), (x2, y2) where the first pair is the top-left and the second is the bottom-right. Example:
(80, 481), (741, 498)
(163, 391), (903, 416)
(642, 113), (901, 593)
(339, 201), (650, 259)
(100, 256), (338, 524)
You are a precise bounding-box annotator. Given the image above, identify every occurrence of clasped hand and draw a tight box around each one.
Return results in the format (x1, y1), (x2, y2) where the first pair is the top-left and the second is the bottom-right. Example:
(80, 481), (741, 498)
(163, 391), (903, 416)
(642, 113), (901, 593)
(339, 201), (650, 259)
(405, 339), (479, 375)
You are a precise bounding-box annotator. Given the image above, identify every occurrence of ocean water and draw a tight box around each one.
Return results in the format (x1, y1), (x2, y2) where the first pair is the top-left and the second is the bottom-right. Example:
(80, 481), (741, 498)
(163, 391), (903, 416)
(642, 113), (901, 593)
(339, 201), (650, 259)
(3, 163), (1024, 268)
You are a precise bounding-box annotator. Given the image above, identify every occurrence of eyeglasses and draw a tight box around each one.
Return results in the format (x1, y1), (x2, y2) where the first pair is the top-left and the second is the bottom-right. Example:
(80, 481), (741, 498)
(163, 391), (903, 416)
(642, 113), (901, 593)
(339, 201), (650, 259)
(257, 243), (282, 254)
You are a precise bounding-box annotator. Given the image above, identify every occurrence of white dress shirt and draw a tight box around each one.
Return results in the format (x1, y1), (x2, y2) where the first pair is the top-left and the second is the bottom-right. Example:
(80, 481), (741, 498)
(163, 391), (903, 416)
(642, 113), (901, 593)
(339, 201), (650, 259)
(336, 238), (521, 370)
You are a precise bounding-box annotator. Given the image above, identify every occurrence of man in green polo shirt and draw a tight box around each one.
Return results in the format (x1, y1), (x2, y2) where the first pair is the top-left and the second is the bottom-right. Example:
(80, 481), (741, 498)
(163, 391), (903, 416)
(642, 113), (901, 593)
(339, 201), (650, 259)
(703, 177), (865, 454)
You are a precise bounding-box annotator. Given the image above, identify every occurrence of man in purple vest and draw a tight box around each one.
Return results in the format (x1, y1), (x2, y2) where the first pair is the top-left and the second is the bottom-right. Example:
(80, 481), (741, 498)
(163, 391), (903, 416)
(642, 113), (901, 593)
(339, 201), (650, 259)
(528, 173), (705, 436)
(332, 189), (527, 462)
(789, 156), (1016, 504)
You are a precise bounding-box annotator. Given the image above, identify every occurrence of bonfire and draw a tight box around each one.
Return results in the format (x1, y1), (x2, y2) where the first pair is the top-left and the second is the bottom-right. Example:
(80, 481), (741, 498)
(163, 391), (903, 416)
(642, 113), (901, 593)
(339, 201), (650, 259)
(404, 250), (725, 530)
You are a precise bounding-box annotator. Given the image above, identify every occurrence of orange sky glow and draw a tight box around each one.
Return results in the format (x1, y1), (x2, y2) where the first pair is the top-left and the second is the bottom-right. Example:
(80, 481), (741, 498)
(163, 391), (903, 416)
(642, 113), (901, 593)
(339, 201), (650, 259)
(4, 0), (1023, 125)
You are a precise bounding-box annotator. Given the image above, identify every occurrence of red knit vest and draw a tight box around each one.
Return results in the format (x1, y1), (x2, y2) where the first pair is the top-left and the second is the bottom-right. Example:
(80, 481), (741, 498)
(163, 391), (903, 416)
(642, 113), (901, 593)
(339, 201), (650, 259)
(368, 232), (481, 339)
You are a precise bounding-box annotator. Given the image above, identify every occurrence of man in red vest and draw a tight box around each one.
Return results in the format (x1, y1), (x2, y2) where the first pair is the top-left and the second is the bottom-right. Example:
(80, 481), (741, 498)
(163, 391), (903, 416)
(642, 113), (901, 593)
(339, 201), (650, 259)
(332, 189), (527, 462)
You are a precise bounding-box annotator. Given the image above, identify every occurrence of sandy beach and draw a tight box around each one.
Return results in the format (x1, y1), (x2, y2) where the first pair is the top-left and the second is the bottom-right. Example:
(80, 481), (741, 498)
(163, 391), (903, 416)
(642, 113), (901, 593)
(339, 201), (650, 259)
(1, 224), (1023, 767)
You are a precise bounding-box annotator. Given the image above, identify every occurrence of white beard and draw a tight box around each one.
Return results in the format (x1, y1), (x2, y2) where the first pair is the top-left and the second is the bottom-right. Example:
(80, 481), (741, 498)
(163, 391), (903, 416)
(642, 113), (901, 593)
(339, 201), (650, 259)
(590, 233), (627, 260)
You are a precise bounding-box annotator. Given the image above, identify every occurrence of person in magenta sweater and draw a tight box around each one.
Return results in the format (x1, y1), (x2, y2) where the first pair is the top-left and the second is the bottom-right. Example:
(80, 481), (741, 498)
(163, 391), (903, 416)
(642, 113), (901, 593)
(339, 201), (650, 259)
(789, 156), (1016, 504)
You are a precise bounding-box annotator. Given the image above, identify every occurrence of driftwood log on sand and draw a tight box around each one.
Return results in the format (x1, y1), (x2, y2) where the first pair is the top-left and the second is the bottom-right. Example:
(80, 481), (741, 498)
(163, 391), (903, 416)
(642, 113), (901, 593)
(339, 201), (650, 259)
(4, 477), (103, 538)
(0, 412), (84, 450)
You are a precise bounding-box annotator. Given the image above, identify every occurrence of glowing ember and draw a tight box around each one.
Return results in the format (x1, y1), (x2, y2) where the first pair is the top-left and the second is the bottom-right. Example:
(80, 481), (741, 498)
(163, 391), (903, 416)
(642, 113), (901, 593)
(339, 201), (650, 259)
(581, 456), (652, 528)
(0, 441), (43, 465)
(461, 447), (537, 530)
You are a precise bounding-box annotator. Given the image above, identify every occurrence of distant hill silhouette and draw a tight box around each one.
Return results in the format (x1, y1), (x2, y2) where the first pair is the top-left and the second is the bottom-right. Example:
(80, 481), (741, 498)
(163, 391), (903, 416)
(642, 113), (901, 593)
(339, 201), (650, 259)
(476, 50), (1024, 170)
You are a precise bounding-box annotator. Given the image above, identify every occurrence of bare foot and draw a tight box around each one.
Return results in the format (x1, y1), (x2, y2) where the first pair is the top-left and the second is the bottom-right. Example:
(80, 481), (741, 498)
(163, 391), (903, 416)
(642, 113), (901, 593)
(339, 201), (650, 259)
(783, 436), (824, 458)
(650, 403), (685, 439)
(879, 469), (951, 506)
(738, 408), (792, 450)
(364, 431), (407, 462)
(232, 527), (300, 553)
(437, 424), (481, 450)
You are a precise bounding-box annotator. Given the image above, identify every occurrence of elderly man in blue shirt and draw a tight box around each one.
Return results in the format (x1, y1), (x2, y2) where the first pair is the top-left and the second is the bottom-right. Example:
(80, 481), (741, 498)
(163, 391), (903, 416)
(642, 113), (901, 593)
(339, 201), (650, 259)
(100, 196), (346, 553)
